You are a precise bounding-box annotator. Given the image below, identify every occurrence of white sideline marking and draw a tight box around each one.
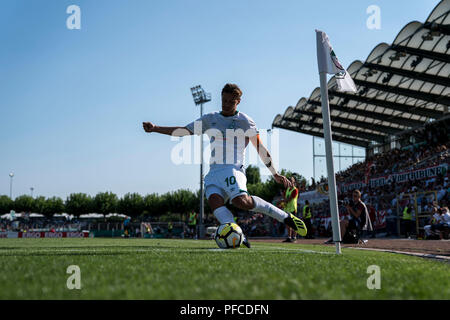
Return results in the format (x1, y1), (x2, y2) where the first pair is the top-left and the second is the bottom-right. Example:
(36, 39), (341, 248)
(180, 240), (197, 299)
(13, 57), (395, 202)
(348, 247), (450, 262)
(260, 247), (334, 255)
(206, 247), (333, 255)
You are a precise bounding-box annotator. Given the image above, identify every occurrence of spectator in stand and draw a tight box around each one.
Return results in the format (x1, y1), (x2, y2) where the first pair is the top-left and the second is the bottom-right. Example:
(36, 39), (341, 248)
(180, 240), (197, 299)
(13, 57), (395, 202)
(437, 186), (447, 202)
(424, 207), (441, 239)
(368, 205), (377, 238)
(431, 207), (450, 239)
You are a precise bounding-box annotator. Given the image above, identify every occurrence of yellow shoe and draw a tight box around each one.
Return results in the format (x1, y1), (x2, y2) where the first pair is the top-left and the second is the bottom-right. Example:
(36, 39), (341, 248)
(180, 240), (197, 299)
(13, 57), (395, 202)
(284, 213), (307, 237)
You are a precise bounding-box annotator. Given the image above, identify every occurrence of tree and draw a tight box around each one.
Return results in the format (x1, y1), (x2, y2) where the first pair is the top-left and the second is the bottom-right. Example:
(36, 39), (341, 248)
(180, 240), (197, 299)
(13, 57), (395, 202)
(246, 169), (310, 203)
(170, 189), (197, 214)
(14, 195), (34, 212)
(143, 193), (161, 218)
(0, 195), (14, 214)
(65, 193), (93, 216)
(118, 193), (144, 218)
(281, 169), (309, 191)
(44, 197), (65, 217)
(94, 192), (118, 214)
(33, 196), (47, 214)
(246, 165), (261, 184)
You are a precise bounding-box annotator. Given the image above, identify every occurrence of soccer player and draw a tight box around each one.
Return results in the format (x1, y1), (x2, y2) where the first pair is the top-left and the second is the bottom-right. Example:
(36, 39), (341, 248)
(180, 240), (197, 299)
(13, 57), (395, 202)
(143, 83), (307, 247)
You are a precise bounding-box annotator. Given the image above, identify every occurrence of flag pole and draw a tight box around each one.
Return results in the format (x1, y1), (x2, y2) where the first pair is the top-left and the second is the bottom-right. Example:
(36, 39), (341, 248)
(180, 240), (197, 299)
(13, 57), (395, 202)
(318, 71), (342, 254)
(315, 29), (357, 254)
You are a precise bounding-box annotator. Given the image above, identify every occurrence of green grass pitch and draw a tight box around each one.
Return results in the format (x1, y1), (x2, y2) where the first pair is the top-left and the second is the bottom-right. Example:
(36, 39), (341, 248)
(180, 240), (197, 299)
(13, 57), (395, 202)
(0, 238), (448, 299)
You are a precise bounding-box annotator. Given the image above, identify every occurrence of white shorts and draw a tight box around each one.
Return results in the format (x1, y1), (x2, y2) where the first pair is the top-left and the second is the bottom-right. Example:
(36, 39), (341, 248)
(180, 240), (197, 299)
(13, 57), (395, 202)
(204, 166), (248, 203)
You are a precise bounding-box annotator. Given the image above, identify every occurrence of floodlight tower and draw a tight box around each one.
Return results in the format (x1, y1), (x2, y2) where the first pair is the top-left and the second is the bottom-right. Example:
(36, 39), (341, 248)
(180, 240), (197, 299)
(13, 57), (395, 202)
(190, 85), (211, 239)
(9, 172), (14, 199)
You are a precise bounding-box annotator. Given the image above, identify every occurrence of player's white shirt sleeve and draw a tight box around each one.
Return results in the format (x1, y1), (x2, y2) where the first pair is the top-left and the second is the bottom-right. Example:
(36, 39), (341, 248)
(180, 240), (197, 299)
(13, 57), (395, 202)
(185, 114), (211, 135)
(240, 113), (259, 137)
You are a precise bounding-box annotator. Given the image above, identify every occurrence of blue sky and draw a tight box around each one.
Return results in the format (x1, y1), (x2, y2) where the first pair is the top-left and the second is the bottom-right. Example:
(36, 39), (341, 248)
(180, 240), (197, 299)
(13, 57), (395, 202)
(0, 0), (440, 199)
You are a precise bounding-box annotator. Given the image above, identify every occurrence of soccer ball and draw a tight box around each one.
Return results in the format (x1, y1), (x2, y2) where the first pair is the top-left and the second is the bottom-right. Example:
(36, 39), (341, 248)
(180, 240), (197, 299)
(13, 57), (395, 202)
(214, 223), (244, 249)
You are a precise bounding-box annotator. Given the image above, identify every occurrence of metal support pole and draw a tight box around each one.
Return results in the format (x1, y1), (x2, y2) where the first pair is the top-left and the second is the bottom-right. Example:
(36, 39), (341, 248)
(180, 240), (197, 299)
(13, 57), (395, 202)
(190, 85), (210, 239)
(312, 137), (315, 182)
(9, 174), (14, 199)
(319, 72), (342, 254)
(352, 145), (354, 165)
(199, 103), (205, 239)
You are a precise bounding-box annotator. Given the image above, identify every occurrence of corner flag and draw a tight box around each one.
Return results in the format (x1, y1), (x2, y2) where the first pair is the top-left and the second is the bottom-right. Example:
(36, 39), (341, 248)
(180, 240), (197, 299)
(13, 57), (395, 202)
(316, 30), (357, 93)
(315, 30), (357, 254)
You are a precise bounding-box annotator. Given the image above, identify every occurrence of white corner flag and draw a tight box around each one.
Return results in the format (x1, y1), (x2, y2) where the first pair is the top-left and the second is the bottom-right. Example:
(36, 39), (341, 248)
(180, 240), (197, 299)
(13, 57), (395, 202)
(315, 29), (358, 254)
(316, 30), (357, 93)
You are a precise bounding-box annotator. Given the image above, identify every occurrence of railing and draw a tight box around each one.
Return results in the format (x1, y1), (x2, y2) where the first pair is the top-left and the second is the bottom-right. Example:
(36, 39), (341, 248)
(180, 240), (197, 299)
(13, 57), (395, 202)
(396, 191), (438, 238)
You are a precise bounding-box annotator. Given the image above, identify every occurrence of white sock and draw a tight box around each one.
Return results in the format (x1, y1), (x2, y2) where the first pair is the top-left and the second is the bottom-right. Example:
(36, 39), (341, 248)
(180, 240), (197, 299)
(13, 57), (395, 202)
(213, 206), (235, 224)
(249, 196), (289, 222)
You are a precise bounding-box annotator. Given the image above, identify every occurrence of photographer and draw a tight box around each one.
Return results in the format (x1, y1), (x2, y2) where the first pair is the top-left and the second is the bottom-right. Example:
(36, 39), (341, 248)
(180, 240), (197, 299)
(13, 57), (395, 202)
(325, 189), (372, 244)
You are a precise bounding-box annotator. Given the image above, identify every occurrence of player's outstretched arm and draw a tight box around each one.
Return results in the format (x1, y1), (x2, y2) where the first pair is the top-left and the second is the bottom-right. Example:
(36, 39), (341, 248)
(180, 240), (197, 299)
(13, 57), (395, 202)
(142, 121), (192, 137)
(250, 134), (292, 189)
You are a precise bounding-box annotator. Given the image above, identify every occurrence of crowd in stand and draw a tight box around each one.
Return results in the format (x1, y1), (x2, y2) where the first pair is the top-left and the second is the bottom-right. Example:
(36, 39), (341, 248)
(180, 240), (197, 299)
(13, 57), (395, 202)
(301, 122), (450, 239)
(336, 141), (449, 184)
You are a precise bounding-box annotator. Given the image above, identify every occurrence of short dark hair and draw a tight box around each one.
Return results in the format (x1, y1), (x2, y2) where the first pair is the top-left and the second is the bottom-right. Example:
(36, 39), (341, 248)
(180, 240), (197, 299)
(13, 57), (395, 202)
(221, 83), (242, 99)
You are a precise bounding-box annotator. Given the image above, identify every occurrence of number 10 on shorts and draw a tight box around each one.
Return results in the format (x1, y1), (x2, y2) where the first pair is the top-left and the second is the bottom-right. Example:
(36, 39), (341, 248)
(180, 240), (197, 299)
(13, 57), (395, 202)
(225, 176), (236, 187)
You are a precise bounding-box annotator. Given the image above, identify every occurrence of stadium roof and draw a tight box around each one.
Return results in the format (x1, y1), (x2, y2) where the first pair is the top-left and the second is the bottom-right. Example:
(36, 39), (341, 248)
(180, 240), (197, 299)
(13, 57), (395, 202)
(273, 0), (450, 149)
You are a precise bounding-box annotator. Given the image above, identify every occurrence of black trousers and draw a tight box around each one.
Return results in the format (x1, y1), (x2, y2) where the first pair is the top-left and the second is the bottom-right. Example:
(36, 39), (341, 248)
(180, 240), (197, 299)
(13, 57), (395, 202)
(403, 220), (413, 237)
(188, 225), (196, 237)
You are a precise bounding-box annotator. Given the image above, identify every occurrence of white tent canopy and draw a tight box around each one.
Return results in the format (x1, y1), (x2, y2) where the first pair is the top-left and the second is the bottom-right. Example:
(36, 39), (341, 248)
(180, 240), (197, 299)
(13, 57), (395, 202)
(105, 213), (127, 219)
(53, 213), (74, 220)
(1, 212), (22, 219)
(79, 213), (104, 219)
(29, 213), (44, 218)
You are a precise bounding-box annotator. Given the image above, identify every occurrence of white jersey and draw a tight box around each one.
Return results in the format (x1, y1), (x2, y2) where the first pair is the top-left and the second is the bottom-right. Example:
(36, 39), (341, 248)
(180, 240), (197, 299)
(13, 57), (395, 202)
(185, 111), (258, 172)
(441, 212), (450, 224)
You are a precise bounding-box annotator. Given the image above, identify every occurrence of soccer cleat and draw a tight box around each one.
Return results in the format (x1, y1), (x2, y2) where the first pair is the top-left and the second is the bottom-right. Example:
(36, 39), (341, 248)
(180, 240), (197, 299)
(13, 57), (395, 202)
(324, 238), (334, 244)
(242, 235), (251, 248)
(282, 238), (292, 243)
(284, 213), (307, 237)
